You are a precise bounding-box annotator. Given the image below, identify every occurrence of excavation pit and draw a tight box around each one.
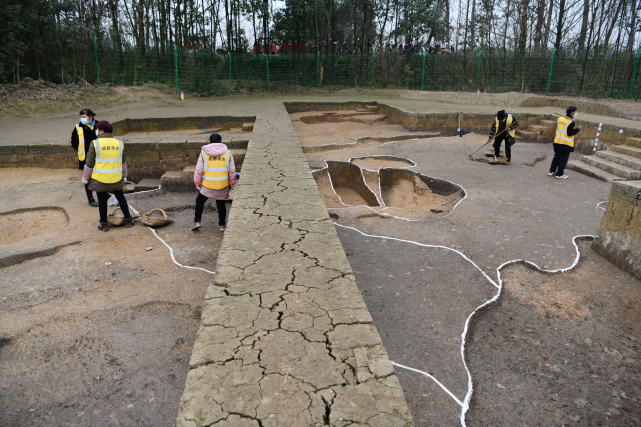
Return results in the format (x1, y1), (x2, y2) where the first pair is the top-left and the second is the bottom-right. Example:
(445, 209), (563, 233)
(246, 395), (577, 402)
(351, 155), (417, 170)
(313, 161), (464, 220)
(0, 207), (69, 245)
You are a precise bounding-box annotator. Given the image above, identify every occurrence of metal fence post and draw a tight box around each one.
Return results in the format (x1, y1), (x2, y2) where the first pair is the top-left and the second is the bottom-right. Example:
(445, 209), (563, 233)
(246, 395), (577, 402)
(264, 53), (271, 90)
(172, 43), (180, 93)
(316, 51), (321, 87)
(93, 35), (101, 83)
(545, 48), (557, 95)
(475, 50), (482, 90)
(628, 50), (641, 99)
(420, 53), (427, 90)
(227, 52), (232, 94)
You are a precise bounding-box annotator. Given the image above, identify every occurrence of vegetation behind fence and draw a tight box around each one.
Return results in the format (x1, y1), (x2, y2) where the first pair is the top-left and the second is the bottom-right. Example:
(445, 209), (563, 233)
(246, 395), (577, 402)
(15, 43), (641, 100)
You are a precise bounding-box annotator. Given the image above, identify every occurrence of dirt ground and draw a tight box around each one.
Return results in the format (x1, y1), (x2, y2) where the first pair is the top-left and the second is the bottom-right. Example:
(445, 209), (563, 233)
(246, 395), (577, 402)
(0, 169), (228, 426)
(291, 105), (641, 426)
(2, 89), (641, 426)
(467, 242), (641, 426)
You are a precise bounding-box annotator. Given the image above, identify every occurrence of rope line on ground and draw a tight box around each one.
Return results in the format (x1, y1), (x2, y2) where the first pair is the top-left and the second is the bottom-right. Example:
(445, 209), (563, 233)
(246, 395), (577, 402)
(147, 227), (217, 275)
(334, 217), (594, 426)
(127, 189), (217, 275)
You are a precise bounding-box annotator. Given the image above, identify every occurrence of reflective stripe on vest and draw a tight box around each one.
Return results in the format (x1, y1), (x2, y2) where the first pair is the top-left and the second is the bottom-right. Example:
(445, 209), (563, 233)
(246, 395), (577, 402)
(76, 125), (86, 161)
(91, 137), (123, 184)
(554, 116), (575, 147)
(495, 114), (516, 138)
(202, 150), (230, 190)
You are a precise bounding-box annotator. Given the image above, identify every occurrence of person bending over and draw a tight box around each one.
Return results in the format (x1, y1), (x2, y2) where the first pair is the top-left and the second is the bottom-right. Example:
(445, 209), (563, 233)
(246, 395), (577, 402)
(488, 110), (518, 163)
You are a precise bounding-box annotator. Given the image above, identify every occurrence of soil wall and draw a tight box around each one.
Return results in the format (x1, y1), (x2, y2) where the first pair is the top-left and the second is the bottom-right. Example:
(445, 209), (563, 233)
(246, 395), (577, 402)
(593, 180), (641, 279)
(0, 142), (247, 180)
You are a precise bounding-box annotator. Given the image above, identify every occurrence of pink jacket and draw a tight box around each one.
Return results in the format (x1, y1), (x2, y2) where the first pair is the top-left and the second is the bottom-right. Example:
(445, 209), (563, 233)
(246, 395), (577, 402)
(193, 143), (237, 187)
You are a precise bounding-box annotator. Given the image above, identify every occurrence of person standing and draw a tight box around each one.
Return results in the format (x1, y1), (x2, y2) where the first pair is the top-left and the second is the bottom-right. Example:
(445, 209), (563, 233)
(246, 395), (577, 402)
(488, 110), (519, 164)
(81, 121), (134, 231)
(192, 133), (237, 231)
(70, 108), (99, 206)
(548, 106), (581, 179)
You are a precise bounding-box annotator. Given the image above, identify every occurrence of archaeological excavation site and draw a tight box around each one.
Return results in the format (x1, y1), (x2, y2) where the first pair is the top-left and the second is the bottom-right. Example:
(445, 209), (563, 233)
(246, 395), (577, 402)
(1, 96), (640, 427)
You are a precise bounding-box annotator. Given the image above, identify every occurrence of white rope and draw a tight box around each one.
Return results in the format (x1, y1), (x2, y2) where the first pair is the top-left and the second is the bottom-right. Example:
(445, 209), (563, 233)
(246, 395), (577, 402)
(128, 189), (217, 276)
(147, 227), (216, 275)
(334, 222), (593, 426)
(391, 361), (463, 407)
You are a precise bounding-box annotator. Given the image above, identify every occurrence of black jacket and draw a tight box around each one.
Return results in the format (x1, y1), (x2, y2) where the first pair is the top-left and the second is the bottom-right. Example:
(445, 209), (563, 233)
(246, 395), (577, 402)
(566, 121), (580, 136)
(70, 121), (98, 153)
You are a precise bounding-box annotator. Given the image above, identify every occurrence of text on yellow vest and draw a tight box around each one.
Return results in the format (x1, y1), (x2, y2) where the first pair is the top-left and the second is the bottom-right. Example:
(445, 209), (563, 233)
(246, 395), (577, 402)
(554, 116), (575, 147)
(91, 137), (123, 184)
(495, 114), (516, 138)
(202, 150), (230, 190)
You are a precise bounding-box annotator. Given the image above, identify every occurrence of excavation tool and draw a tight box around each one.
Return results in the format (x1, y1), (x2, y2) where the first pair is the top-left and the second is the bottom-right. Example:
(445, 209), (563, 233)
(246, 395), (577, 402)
(467, 127), (509, 160)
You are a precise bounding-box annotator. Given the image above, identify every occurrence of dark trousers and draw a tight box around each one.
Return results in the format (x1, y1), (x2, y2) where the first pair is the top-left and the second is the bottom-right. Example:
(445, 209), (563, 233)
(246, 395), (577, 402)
(493, 135), (515, 160)
(194, 193), (227, 225)
(549, 143), (573, 176)
(97, 191), (131, 223)
(84, 183), (95, 201)
(79, 161), (95, 201)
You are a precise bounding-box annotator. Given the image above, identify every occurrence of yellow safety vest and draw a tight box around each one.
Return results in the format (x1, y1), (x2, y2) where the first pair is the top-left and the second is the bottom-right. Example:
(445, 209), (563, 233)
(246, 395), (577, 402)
(202, 150), (230, 190)
(554, 116), (575, 147)
(91, 137), (124, 184)
(76, 125), (86, 161)
(495, 114), (516, 138)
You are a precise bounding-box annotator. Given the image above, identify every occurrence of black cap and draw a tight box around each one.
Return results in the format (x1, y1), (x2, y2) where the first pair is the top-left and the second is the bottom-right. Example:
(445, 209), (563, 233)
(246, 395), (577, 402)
(566, 106), (577, 116)
(79, 108), (96, 116)
(209, 133), (222, 143)
(497, 110), (507, 119)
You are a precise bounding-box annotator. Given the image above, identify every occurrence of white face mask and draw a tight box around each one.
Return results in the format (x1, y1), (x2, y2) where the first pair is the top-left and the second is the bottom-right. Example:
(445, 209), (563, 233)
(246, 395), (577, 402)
(80, 117), (89, 125)
(573, 112), (579, 119)
(95, 130), (100, 136)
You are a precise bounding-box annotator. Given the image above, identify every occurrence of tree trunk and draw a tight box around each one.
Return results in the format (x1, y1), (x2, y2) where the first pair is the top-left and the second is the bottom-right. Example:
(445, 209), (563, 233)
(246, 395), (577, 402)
(554, 0), (566, 49)
(578, 0), (590, 50)
(533, 0), (545, 49)
(627, 0), (637, 52)
(542, 0), (554, 47)
(517, 0), (529, 53)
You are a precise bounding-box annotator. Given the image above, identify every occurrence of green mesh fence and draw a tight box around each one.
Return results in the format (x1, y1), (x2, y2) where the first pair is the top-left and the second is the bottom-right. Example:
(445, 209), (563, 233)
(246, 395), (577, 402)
(79, 45), (641, 99)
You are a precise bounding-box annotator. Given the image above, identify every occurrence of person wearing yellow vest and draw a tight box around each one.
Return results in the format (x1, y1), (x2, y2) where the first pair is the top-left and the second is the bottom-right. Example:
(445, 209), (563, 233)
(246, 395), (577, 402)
(548, 106), (581, 179)
(488, 110), (519, 163)
(81, 120), (134, 232)
(192, 133), (237, 231)
(70, 108), (99, 206)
